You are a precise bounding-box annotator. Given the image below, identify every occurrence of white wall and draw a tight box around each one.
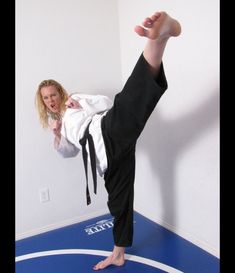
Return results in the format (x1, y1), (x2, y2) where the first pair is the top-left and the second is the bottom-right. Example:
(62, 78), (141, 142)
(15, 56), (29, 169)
(118, 0), (219, 257)
(16, 0), (121, 238)
(16, 0), (219, 258)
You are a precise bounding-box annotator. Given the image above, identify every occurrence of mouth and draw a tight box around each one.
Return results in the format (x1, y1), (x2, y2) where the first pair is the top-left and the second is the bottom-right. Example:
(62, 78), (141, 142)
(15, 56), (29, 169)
(50, 103), (58, 112)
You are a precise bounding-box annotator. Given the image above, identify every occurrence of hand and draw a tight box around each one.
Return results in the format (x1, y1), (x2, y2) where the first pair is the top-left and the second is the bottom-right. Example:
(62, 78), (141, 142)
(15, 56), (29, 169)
(65, 97), (81, 109)
(50, 119), (62, 137)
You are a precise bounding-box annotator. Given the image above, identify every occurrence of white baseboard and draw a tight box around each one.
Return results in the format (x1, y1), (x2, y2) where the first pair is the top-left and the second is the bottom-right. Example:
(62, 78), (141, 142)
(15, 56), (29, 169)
(135, 205), (220, 259)
(15, 208), (109, 241)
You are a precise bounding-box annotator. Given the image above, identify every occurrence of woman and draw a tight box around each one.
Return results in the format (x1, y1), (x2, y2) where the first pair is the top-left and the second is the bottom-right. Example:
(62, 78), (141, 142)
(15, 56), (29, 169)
(35, 11), (181, 270)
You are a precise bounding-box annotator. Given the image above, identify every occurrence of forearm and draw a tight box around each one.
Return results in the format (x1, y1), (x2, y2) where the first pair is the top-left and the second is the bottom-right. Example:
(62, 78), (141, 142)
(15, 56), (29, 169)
(55, 134), (80, 158)
(54, 134), (62, 149)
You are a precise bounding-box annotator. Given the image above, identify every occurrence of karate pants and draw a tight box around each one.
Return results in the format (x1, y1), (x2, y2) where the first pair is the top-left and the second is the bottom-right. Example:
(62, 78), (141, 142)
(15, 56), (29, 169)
(101, 53), (168, 247)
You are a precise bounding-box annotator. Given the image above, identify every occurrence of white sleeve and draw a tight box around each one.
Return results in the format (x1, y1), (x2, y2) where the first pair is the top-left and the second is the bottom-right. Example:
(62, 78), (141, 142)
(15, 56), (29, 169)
(77, 94), (113, 114)
(55, 135), (80, 158)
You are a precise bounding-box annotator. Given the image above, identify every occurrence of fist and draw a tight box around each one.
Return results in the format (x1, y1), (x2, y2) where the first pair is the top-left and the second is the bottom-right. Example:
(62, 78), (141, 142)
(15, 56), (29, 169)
(50, 120), (62, 137)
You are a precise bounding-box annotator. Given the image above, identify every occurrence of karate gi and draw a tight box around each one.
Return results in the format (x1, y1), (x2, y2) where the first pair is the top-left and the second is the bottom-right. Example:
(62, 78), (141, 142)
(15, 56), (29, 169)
(56, 53), (168, 247)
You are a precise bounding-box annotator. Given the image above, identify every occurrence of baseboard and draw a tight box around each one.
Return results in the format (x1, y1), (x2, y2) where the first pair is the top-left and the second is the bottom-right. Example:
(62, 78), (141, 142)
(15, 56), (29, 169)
(15, 208), (109, 241)
(135, 205), (219, 259)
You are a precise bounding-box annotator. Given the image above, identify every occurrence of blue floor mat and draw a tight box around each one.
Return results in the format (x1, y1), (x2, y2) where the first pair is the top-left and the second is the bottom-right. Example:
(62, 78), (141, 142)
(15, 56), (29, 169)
(16, 211), (219, 273)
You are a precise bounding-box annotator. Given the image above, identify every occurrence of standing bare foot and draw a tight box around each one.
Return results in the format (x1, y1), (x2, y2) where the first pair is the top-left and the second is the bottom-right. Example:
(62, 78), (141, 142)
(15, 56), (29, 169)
(93, 246), (125, 271)
(134, 11), (181, 40)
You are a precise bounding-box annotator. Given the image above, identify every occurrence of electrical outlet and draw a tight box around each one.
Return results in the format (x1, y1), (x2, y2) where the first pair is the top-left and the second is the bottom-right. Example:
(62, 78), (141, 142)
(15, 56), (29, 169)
(39, 187), (50, 203)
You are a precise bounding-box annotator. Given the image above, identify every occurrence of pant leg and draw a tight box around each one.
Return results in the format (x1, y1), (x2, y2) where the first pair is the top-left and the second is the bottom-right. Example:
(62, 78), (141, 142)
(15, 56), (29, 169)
(103, 147), (135, 247)
(103, 53), (168, 158)
(101, 53), (168, 247)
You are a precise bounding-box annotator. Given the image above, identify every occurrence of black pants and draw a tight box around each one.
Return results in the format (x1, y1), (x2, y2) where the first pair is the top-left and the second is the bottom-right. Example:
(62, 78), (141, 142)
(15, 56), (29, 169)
(101, 53), (168, 247)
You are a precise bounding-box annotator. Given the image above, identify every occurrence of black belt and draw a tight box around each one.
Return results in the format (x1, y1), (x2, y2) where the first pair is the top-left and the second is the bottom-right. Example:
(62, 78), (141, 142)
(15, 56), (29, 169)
(79, 122), (97, 205)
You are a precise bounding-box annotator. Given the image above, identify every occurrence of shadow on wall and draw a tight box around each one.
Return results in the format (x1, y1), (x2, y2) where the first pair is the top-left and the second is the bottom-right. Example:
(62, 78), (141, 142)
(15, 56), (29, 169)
(137, 89), (219, 227)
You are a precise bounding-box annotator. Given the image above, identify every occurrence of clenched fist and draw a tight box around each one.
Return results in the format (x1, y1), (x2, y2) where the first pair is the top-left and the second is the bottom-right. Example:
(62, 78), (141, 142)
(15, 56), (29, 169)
(50, 119), (62, 138)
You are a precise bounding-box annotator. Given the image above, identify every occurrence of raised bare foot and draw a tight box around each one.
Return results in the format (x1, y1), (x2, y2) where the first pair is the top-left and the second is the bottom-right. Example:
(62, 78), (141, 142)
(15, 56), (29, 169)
(134, 11), (181, 40)
(93, 246), (125, 271)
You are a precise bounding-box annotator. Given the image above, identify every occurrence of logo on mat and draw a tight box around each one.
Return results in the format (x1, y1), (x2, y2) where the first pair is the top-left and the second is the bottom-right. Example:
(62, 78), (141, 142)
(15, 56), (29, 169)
(84, 218), (114, 235)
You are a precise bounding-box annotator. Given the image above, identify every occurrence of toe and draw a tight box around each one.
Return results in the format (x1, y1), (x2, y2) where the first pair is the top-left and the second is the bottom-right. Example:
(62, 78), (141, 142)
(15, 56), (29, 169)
(154, 12), (161, 18)
(93, 261), (103, 271)
(151, 14), (158, 21)
(143, 17), (153, 28)
(134, 25), (148, 36)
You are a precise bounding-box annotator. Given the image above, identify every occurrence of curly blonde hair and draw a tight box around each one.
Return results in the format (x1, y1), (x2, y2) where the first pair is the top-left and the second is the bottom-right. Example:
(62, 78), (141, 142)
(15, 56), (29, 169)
(35, 79), (69, 129)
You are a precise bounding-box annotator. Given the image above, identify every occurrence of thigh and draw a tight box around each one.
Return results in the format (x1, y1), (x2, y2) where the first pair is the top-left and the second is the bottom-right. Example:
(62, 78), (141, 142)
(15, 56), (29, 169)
(102, 53), (167, 153)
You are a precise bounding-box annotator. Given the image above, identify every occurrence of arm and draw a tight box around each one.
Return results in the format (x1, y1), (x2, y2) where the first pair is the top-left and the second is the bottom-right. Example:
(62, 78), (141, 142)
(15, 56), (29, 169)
(50, 119), (80, 158)
(56, 135), (80, 158)
(72, 93), (113, 114)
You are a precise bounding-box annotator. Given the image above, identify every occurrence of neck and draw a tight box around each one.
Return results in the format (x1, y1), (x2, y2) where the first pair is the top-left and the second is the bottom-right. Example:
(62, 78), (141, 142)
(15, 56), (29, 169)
(50, 112), (61, 120)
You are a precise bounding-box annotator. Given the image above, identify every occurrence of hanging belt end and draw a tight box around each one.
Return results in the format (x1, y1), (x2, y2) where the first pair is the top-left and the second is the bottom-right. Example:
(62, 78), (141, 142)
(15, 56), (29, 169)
(86, 195), (91, 205)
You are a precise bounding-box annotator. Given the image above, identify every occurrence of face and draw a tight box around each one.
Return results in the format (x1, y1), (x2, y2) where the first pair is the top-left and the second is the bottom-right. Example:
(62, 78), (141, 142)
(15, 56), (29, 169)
(40, 85), (62, 113)
(65, 97), (80, 109)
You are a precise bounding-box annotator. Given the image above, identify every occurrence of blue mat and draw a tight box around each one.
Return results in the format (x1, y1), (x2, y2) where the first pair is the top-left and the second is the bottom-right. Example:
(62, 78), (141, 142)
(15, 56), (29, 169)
(16, 212), (219, 273)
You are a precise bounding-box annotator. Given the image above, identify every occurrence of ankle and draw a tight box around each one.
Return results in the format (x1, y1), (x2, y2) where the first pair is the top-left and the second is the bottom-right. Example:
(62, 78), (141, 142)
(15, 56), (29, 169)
(113, 246), (125, 258)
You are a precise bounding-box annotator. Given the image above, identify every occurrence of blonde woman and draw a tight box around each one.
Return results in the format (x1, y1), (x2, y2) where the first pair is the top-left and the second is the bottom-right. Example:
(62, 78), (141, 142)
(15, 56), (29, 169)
(35, 11), (181, 270)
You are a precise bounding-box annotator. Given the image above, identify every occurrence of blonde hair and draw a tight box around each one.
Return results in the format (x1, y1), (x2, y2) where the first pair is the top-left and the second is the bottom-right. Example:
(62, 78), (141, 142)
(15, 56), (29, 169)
(35, 79), (69, 129)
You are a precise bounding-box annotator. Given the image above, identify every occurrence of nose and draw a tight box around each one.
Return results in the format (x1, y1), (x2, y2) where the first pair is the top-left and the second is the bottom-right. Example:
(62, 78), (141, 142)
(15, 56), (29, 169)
(49, 96), (54, 102)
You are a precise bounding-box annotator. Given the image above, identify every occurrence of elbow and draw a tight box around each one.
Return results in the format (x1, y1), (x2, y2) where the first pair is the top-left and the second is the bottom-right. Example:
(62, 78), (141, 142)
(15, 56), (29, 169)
(59, 149), (79, 158)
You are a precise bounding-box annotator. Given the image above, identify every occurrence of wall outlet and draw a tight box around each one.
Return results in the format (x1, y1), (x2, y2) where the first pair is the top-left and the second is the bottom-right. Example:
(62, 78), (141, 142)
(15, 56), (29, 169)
(39, 187), (50, 203)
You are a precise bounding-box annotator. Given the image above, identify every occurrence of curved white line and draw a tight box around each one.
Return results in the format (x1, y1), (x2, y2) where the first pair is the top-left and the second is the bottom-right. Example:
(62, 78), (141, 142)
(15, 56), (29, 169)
(15, 249), (184, 273)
